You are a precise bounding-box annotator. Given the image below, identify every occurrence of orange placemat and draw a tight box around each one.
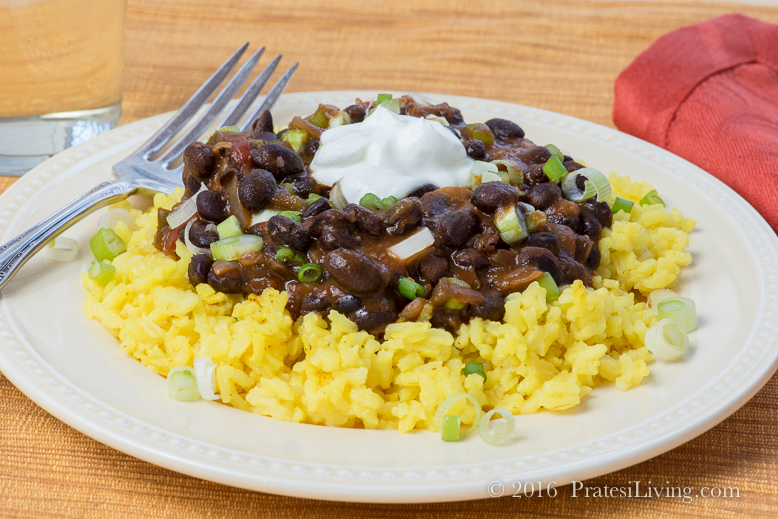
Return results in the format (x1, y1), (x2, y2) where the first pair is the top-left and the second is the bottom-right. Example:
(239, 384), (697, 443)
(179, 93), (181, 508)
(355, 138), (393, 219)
(1, 1), (777, 517)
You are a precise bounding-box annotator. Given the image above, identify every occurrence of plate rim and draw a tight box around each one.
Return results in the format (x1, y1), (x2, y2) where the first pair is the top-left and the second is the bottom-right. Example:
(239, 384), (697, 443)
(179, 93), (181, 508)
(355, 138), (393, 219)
(1, 90), (777, 503)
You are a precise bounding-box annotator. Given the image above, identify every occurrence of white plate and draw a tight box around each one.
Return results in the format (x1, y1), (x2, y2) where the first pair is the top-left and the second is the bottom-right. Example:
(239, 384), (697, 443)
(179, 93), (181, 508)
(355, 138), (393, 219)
(1, 91), (777, 503)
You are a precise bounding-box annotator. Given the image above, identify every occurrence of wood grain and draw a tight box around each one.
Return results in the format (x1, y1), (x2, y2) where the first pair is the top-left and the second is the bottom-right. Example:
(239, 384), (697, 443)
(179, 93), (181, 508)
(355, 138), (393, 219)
(1, 0), (778, 517)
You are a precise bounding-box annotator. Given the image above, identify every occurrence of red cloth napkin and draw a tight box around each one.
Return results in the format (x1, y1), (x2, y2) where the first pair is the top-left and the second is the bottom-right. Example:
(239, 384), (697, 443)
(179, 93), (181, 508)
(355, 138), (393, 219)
(613, 13), (778, 232)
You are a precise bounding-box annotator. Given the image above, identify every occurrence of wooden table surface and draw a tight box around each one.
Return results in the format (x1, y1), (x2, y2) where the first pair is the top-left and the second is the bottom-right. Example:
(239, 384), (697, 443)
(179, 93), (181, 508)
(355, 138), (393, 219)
(1, 1), (777, 517)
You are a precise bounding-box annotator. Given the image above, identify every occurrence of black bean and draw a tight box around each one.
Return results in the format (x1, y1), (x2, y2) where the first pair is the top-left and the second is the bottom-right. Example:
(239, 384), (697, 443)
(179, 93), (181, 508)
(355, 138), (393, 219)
(351, 307), (397, 334)
(310, 209), (358, 250)
(418, 255), (449, 284)
(525, 232), (560, 256)
(196, 190), (229, 223)
(517, 246), (563, 284)
(188, 254), (213, 285)
(438, 210), (478, 248)
(381, 198), (422, 236)
(565, 160), (586, 172)
(471, 182), (519, 213)
(207, 267), (244, 294)
(523, 146), (552, 165)
(334, 294), (361, 313)
(453, 248), (489, 270)
(324, 249), (383, 294)
(254, 131), (278, 142)
(342, 203), (382, 238)
(579, 210), (603, 242)
(406, 183), (438, 199)
(300, 290), (331, 313)
(581, 200), (613, 228)
(183, 171), (202, 195)
(575, 174), (587, 191)
(188, 220), (219, 248)
(585, 244), (601, 270)
(250, 143), (305, 179)
(183, 141), (215, 179)
(238, 169), (276, 211)
(574, 234), (593, 263)
(291, 176), (318, 199)
(471, 288), (505, 321)
(463, 139), (486, 159)
(559, 253), (591, 286)
(252, 110), (274, 137)
(268, 215), (311, 252)
(485, 118), (525, 140)
(344, 104), (366, 123)
(525, 164), (550, 187)
(304, 137), (320, 156)
(302, 197), (331, 219)
(527, 183), (562, 210)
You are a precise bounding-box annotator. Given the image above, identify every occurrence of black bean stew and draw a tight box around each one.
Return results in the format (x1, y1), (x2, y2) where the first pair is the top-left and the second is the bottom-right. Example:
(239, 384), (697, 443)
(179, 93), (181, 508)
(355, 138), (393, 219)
(156, 95), (613, 335)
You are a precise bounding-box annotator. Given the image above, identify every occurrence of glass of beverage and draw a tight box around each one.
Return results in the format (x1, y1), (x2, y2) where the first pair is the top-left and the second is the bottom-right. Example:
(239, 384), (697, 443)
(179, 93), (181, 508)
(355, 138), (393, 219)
(0, 0), (127, 175)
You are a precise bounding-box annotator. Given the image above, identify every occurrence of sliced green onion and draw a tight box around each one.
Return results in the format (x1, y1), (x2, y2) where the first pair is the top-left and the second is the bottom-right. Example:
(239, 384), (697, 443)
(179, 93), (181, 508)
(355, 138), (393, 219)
(210, 235), (263, 261)
(216, 125), (240, 134)
(360, 193), (383, 210)
(471, 160), (499, 186)
(545, 144), (565, 162)
(381, 196), (398, 209)
(309, 105), (330, 128)
(644, 318), (689, 361)
(167, 366), (200, 401)
(537, 271), (560, 302)
(329, 111), (352, 127)
(445, 278), (471, 310)
(281, 128), (309, 153)
(543, 155), (567, 183)
(250, 209), (280, 226)
(216, 215), (242, 239)
(491, 159), (524, 185)
(481, 171), (504, 184)
(441, 415), (461, 442)
(611, 197), (634, 214)
(298, 263), (323, 282)
(525, 211), (547, 233)
(647, 288), (679, 313)
(45, 236), (79, 262)
(369, 97), (401, 116)
(89, 228), (127, 262)
(88, 261), (116, 285)
(281, 183), (295, 195)
(329, 182), (348, 210)
(463, 362), (487, 382)
(465, 123), (495, 147)
(494, 205), (529, 245)
(377, 93), (393, 105)
(193, 357), (219, 400)
(275, 247), (295, 263)
(306, 193), (324, 204)
(434, 393), (482, 438)
(293, 253), (305, 264)
(658, 297), (697, 332)
(561, 168), (612, 203)
(640, 190), (664, 206)
(278, 210), (302, 222)
(479, 408), (516, 445)
(398, 277), (426, 299)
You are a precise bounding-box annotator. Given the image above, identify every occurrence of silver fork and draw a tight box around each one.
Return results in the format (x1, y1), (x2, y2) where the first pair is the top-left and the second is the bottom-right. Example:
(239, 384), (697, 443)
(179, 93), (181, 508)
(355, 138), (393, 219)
(0, 43), (297, 291)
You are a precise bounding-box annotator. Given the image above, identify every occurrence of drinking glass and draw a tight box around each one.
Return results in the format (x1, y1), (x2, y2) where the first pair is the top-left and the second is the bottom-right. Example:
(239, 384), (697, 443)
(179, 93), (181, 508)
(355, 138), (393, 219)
(0, 0), (127, 175)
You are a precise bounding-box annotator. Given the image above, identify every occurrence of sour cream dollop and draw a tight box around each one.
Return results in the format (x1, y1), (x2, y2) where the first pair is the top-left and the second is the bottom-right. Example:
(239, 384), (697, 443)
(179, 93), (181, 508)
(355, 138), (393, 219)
(309, 105), (474, 204)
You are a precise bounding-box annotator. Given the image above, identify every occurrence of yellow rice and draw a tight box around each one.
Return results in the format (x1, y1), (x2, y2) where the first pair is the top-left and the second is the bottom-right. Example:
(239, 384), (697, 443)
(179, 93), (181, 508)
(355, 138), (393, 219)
(82, 172), (695, 432)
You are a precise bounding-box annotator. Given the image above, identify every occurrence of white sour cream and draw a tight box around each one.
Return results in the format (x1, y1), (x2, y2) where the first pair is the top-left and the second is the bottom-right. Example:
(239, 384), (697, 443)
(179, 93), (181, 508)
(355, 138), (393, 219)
(309, 105), (474, 204)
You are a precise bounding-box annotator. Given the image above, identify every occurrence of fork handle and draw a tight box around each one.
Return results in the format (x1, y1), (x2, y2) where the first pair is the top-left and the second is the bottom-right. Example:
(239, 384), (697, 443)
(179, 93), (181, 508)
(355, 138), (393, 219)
(0, 180), (161, 291)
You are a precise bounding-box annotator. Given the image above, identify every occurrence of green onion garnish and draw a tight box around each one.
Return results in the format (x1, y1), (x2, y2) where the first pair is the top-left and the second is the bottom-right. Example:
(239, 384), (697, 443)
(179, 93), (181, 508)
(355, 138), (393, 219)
(293, 253), (305, 264)
(544, 144), (565, 162)
(216, 215), (242, 239)
(167, 366), (200, 401)
(398, 277), (426, 300)
(490, 159), (523, 185)
(360, 193), (398, 211)
(434, 393), (482, 439)
(494, 205), (529, 245)
(560, 168), (612, 203)
(644, 318), (689, 361)
(368, 96), (400, 116)
(525, 211), (547, 233)
(445, 278), (471, 310)
(89, 228), (127, 263)
(88, 261), (116, 285)
(640, 190), (665, 206)
(281, 183), (295, 195)
(543, 155), (567, 183)
(611, 197), (634, 214)
(537, 271), (560, 302)
(478, 407), (516, 445)
(463, 362), (487, 383)
(377, 93), (393, 105)
(275, 247), (295, 263)
(277, 210), (302, 223)
(306, 193), (324, 204)
(298, 263), (323, 282)
(216, 125), (240, 134)
(281, 128), (309, 153)
(210, 235), (263, 261)
(441, 415), (461, 442)
(381, 196), (398, 209)
(657, 297), (697, 332)
(309, 105), (330, 128)
(465, 123), (495, 147)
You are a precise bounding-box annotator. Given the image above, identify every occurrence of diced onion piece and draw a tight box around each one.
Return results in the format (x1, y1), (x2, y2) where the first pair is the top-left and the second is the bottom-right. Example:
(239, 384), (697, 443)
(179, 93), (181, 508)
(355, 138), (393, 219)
(167, 183), (208, 229)
(441, 415), (461, 442)
(45, 237), (79, 262)
(193, 357), (219, 400)
(166, 366), (200, 401)
(470, 160), (499, 186)
(544, 144), (564, 161)
(611, 197), (634, 214)
(89, 228), (126, 262)
(398, 277), (426, 299)
(481, 171), (503, 184)
(494, 205), (528, 245)
(491, 159), (524, 185)
(389, 227), (435, 260)
(210, 235), (263, 261)
(251, 209), (280, 226)
(217, 215), (242, 239)
(183, 219), (211, 256)
(645, 318), (689, 361)
(640, 189), (665, 206)
(537, 271), (560, 302)
(561, 168), (611, 203)
(425, 114), (449, 126)
(328, 111), (352, 127)
(434, 393), (482, 438)
(658, 297), (697, 332)
(647, 288), (679, 313)
(329, 182), (348, 210)
(463, 362), (487, 382)
(88, 261), (116, 285)
(98, 208), (137, 232)
(479, 408), (516, 445)
(543, 155), (567, 182)
(309, 105), (330, 128)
